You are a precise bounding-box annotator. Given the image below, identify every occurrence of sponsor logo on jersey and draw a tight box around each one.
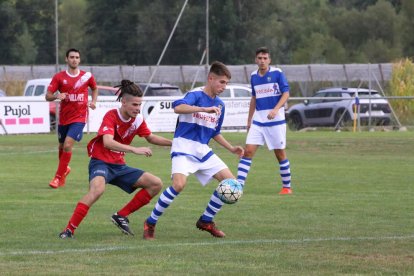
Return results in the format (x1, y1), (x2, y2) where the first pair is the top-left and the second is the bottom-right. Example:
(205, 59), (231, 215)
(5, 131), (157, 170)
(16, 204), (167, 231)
(66, 93), (85, 102)
(192, 112), (218, 124)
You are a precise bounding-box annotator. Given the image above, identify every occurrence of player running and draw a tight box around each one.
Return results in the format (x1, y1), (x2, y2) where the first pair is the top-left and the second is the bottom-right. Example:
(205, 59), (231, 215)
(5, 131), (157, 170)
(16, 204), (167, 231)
(143, 61), (244, 240)
(59, 80), (172, 239)
(45, 48), (98, 189)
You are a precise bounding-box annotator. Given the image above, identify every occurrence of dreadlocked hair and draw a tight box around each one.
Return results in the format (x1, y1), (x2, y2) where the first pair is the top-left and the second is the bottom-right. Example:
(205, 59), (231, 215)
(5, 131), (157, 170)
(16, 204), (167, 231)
(114, 79), (143, 102)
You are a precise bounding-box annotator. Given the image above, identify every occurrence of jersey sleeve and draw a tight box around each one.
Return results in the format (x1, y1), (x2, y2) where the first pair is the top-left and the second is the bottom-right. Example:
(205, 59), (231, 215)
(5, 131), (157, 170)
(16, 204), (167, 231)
(47, 75), (60, 93)
(136, 120), (152, 137)
(250, 77), (256, 97)
(88, 74), (97, 90)
(98, 111), (117, 136)
(279, 72), (290, 93)
(172, 91), (198, 108)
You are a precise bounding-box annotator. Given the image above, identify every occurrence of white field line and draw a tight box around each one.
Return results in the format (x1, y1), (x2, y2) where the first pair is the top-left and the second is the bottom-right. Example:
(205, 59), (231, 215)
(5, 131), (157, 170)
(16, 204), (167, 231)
(0, 150), (57, 155)
(1, 235), (414, 257)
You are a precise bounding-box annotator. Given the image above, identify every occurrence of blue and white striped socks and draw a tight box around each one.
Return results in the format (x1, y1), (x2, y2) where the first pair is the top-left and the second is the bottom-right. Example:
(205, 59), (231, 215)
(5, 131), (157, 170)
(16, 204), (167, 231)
(201, 190), (224, 222)
(237, 157), (252, 186)
(146, 186), (179, 225)
(279, 159), (291, 189)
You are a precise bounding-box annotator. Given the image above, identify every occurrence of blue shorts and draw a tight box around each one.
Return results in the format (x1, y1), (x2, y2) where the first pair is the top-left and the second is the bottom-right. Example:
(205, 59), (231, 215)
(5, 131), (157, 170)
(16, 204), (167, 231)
(58, 122), (86, 143)
(88, 158), (145, 194)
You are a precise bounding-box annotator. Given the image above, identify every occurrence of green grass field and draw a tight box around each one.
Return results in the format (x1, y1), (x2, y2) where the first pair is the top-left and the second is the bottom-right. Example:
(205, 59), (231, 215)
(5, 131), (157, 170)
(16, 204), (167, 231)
(0, 131), (413, 275)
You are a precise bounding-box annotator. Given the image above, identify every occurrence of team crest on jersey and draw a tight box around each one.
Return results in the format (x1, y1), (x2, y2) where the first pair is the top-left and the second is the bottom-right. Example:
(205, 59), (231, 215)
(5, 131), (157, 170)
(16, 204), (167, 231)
(267, 76), (272, 82)
(63, 79), (68, 84)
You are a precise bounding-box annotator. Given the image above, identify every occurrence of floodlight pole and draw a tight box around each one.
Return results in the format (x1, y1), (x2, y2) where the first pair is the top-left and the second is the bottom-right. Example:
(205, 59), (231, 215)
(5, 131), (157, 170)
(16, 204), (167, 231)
(206, 0), (209, 66)
(55, 0), (59, 73)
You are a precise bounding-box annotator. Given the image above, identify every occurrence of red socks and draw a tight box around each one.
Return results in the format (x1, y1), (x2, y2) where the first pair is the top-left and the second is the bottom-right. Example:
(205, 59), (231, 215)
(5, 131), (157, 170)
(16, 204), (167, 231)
(64, 190), (152, 234)
(66, 202), (90, 233)
(117, 189), (152, 217)
(56, 151), (72, 178)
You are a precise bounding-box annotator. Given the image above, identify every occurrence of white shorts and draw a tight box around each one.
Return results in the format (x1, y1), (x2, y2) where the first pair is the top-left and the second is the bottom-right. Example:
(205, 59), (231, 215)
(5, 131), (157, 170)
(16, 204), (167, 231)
(246, 123), (286, 150)
(171, 154), (228, 186)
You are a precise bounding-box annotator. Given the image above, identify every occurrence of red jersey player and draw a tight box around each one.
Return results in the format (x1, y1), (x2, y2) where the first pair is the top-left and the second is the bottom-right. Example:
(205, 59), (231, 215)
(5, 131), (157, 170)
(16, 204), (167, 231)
(59, 79), (172, 238)
(45, 48), (98, 189)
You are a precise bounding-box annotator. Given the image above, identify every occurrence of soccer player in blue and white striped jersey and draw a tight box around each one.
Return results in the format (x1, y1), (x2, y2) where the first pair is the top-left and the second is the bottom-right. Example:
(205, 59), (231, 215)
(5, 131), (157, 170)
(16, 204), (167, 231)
(237, 47), (293, 195)
(143, 61), (244, 239)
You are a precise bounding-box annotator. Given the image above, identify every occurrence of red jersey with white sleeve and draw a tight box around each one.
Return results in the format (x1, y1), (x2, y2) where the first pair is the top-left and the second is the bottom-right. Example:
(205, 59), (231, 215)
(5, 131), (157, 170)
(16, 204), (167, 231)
(87, 109), (152, 164)
(48, 70), (97, 125)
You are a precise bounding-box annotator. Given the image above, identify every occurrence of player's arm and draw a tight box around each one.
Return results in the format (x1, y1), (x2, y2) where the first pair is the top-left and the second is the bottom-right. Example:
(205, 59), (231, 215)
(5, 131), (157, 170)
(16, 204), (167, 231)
(247, 96), (256, 129)
(213, 134), (244, 158)
(267, 92), (290, 120)
(102, 134), (152, 157)
(45, 89), (67, 101)
(174, 104), (221, 115)
(89, 87), (98, 110)
(145, 134), (172, 147)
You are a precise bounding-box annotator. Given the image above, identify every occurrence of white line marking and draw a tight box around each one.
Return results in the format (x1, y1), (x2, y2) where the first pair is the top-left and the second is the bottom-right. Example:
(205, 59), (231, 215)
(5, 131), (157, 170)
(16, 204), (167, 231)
(0, 150), (57, 155)
(1, 235), (413, 256)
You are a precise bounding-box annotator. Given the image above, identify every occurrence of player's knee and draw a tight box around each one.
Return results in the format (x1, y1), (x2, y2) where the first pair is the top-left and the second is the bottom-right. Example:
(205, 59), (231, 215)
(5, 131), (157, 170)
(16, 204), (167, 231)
(243, 149), (254, 158)
(62, 144), (72, 152)
(151, 176), (163, 193)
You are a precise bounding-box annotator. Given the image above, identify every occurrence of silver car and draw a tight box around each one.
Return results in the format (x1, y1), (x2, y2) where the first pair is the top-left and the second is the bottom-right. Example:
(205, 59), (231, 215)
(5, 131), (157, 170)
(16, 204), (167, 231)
(287, 87), (392, 130)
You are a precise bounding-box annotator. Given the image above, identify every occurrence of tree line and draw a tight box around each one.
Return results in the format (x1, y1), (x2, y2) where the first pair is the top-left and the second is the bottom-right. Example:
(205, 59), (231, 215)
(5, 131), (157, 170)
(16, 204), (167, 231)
(0, 0), (413, 65)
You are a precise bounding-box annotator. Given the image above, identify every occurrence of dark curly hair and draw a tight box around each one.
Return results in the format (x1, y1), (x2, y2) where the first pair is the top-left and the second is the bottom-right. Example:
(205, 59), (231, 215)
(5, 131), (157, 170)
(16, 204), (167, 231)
(114, 80), (143, 102)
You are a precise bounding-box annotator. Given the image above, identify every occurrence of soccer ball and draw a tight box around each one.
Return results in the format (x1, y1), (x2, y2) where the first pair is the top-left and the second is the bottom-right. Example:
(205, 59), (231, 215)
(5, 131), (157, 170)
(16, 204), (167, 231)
(216, 178), (243, 204)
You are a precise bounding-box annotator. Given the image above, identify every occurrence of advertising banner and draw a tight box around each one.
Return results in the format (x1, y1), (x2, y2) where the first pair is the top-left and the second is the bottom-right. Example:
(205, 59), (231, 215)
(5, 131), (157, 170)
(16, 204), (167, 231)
(1, 97), (249, 134)
(0, 97), (50, 134)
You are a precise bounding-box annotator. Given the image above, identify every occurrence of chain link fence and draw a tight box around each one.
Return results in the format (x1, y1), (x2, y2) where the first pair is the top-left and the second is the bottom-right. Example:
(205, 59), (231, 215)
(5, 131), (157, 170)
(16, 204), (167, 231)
(1, 63), (392, 96)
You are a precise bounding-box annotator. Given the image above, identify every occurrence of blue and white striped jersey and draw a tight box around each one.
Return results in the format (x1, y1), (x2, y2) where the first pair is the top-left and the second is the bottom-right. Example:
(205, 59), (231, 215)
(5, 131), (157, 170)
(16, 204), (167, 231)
(171, 89), (225, 162)
(251, 67), (289, 127)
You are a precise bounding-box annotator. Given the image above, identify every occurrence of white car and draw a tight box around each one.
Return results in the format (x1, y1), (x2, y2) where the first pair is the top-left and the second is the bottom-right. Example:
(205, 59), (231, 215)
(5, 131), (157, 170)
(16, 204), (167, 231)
(287, 87), (392, 130)
(191, 83), (251, 98)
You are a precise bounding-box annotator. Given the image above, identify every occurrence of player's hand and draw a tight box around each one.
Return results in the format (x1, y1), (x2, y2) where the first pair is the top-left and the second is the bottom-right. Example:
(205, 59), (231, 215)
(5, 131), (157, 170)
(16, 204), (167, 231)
(267, 109), (278, 120)
(132, 147), (153, 157)
(204, 106), (221, 116)
(89, 102), (96, 110)
(56, 93), (67, 100)
(231, 146), (244, 158)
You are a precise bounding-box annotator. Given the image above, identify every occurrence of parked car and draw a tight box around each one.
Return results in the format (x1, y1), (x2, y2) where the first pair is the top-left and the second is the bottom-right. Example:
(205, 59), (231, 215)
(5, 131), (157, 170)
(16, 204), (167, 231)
(286, 87), (392, 130)
(137, 83), (183, 97)
(191, 83), (251, 98)
(23, 78), (117, 131)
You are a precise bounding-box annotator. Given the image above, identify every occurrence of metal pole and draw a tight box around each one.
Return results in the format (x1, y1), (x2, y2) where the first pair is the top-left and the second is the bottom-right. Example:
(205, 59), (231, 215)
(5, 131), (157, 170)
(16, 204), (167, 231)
(55, 0), (59, 72)
(144, 0), (189, 94)
(368, 63), (372, 129)
(206, 0), (209, 66)
(191, 49), (207, 90)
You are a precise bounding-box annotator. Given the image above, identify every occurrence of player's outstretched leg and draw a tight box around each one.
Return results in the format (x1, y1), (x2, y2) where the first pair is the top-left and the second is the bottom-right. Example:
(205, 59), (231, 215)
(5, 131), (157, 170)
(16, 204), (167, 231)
(59, 229), (73, 239)
(143, 186), (179, 240)
(111, 213), (134, 236)
(196, 217), (225, 238)
(143, 221), (156, 240)
(196, 190), (226, 238)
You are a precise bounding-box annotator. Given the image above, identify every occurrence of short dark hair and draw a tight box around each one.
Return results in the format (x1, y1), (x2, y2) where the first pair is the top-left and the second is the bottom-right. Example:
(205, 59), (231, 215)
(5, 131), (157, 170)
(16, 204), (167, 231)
(114, 79), (143, 102)
(209, 61), (231, 79)
(66, 48), (80, 58)
(255, 47), (270, 56)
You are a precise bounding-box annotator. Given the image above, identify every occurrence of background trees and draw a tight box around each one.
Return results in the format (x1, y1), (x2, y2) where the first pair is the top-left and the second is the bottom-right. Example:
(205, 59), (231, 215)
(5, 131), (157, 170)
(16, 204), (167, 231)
(0, 0), (413, 65)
